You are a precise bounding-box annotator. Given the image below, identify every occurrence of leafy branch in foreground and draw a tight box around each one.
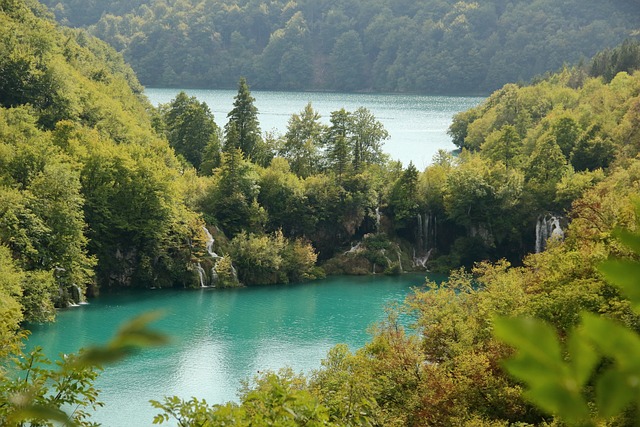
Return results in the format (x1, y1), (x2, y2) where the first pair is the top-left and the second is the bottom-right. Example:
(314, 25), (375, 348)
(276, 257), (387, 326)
(151, 370), (336, 427)
(495, 201), (640, 426)
(0, 311), (168, 427)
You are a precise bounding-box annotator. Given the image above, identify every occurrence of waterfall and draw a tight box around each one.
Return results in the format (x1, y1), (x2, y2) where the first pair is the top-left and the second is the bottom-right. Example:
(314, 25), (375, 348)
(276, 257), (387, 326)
(414, 212), (437, 267)
(202, 226), (219, 258)
(196, 263), (208, 287)
(413, 248), (433, 269)
(230, 262), (238, 282)
(344, 241), (363, 254)
(375, 207), (381, 232)
(198, 225), (222, 287)
(535, 215), (565, 253)
(424, 213), (430, 249)
(63, 284), (82, 307)
(416, 213), (423, 249)
(396, 250), (403, 273)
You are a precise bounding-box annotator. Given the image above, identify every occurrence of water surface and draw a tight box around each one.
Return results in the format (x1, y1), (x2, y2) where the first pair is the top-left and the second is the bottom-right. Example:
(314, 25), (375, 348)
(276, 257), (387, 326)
(27, 274), (439, 426)
(145, 89), (483, 169)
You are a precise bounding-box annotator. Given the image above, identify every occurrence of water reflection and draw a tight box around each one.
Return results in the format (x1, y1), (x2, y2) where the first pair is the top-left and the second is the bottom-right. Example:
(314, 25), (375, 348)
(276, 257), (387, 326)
(27, 274), (435, 426)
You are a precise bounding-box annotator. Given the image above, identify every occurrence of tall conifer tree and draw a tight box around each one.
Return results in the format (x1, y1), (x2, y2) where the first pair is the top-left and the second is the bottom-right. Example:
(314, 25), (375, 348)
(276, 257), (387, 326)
(224, 77), (262, 160)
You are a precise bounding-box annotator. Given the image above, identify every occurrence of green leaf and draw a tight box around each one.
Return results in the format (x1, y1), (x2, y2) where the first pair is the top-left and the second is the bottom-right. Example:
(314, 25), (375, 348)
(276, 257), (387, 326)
(598, 259), (640, 312)
(596, 369), (635, 418)
(494, 317), (563, 366)
(567, 330), (599, 387)
(503, 356), (563, 386)
(614, 229), (640, 254)
(72, 311), (168, 368)
(523, 382), (590, 423)
(581, 313), (640, 369)
(8, 404), (77, 426)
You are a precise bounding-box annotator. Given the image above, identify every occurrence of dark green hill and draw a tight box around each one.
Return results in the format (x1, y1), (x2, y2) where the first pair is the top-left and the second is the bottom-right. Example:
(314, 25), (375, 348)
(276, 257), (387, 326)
(40, 0), (640, 93)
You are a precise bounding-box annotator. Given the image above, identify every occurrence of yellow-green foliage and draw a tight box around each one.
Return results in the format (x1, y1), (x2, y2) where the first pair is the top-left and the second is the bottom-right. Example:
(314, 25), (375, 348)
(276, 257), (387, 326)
(0, 1), (204, 319)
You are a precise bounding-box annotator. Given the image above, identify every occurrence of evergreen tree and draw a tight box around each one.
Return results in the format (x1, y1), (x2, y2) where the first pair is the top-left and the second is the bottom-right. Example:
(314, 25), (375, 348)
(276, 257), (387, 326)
(224, 77), (262, 160)
(324, 109), (352, 179)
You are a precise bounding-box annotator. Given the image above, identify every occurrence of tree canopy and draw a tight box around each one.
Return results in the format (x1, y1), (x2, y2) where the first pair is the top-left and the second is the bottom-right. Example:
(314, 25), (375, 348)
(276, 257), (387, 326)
(40, 0), (640, 94)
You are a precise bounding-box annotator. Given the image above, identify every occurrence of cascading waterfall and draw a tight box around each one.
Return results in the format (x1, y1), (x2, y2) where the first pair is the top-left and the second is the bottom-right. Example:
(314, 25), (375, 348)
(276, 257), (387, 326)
(196, 263), (207, 287)
(375, 207), (381, 232)
(414, 211), (436, 268)
(535, 215), (565, 253)
(230, 262), (238, 282)
(202, 226), (219, 258)
(416, 213), (423, 249)
(197, 226), (222, 287)
(416, 212), (437, 251)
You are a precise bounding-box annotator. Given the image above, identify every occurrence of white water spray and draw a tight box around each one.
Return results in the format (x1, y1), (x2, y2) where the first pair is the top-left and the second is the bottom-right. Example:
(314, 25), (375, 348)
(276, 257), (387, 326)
(535, 215), (565, 253)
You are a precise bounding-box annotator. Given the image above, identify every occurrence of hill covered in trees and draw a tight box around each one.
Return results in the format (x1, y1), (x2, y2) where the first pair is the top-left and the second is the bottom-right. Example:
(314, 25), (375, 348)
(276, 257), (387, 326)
(41, 0), (640, 93)
(4, 0), (640, 425)
(150, 58), (640, 427)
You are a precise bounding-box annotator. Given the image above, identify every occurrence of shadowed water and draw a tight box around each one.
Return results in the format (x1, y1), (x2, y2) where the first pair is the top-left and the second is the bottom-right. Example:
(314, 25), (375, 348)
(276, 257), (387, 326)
(145, 89), (483, 169)
(27, 274), (441, 427)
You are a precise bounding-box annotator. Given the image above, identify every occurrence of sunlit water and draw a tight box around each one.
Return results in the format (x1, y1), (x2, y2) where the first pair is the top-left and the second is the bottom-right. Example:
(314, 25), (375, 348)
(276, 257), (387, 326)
(144, 89), (483, 169)
(27, 274), (442, 426)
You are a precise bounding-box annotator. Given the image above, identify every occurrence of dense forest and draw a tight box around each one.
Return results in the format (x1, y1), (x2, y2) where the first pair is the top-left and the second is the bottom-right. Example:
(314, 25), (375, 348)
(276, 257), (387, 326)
(40, 0), (640, 93)
(3, 0), (640, 425)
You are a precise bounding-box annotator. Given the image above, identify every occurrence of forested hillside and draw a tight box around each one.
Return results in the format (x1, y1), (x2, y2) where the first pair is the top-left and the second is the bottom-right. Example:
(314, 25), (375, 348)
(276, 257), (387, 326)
(151, 60), (640, 427)
(4, 0), (640, 424)
(0, 0), (204, 331)
(41, 0), (640, 93)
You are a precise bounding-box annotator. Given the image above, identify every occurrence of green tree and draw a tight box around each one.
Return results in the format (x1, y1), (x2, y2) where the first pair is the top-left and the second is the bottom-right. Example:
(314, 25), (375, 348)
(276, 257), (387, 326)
(524, 135), (567, 209)
(159, 91), (221, 172)
(224, 77), (262, 160)
(280, 103), (326, 177)
(330, 30), (367, 91)
(257, 158), (310, 235)
(324, 109), (352, 180)
(0, 245), (23, 354)
(349, 107), (389, 173)
(203, 148), (263, 237)
(481, 125), (521, 169)
(388, 162), (419, 236)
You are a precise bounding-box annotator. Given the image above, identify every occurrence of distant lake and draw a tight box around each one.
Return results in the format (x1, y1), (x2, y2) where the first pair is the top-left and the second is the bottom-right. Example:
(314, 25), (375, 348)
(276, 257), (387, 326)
(27, 274), (441, 427)
(145, 89), (484, 169)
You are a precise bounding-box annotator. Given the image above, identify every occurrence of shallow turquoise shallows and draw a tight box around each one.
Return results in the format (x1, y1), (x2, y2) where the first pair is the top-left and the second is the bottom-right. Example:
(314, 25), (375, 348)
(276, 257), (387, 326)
(27, 274), (440, 427)
(144, 89), (484, 169)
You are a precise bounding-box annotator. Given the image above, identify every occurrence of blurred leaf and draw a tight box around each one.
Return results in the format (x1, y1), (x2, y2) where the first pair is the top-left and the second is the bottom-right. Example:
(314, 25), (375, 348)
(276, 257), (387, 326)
(8, 404), (76, 426)
(502, 356), (561, 385)
(567, 331), (599, 387)
(596, 369), (635, 418)
(613, 229), (640, 254)
(523, 382), (589, 423)
(494, 317), (562, 365)
(581, 313), (640, 369)
(72, 311), (168, 368)
(599, 259), (640, 313)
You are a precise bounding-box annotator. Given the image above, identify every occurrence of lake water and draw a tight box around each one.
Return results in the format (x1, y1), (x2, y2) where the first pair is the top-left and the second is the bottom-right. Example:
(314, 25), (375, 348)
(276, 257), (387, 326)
(27, 273), (440, 427)
(144, 89), (483, 169)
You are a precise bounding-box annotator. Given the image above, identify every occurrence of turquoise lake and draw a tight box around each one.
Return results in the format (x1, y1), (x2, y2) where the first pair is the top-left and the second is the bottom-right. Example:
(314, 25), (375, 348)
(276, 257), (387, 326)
(27, 273), (441, 427)
(144, 89), (484, 169)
